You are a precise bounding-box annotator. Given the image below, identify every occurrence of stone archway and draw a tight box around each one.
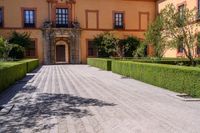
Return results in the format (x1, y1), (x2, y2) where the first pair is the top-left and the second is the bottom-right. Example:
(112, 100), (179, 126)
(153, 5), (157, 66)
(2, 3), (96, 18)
(55, 40), (69, 63)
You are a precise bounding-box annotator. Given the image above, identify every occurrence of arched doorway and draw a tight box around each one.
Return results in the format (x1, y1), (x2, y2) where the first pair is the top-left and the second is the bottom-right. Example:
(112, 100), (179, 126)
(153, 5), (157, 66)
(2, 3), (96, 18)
(55, 41), (69, 63)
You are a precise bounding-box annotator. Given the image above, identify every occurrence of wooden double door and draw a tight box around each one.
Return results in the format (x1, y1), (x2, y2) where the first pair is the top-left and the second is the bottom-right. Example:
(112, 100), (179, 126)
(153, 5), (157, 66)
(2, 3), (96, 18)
(56, 45), (69, 63)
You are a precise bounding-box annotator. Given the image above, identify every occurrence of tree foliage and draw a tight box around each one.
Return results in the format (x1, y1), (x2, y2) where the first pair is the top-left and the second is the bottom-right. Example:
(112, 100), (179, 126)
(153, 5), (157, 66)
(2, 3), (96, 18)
(0, 37), (13, 61)
(120, 36), (141, 57)
(144, 14), (167, 58)
(9, 31), (32, 48)
(160, 4), (199, 65)
(93, 32), (118, 57)
(9, 44), (25, 59)
(93, 32), (140, 58)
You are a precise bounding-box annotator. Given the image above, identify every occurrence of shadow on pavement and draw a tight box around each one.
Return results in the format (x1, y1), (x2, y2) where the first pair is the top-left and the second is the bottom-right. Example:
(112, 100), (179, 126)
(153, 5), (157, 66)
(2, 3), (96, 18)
(0, 86), (115, 132)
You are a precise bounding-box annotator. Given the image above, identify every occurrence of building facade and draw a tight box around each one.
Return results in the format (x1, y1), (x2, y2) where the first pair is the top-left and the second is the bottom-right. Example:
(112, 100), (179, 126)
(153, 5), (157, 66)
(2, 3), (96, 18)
(0, 0), (156, 64)
(157, 0), (200, 58)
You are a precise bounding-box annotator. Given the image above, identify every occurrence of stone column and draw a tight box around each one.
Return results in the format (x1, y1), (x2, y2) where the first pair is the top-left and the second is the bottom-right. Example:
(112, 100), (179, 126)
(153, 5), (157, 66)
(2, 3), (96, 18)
(42, 29), (51, 65)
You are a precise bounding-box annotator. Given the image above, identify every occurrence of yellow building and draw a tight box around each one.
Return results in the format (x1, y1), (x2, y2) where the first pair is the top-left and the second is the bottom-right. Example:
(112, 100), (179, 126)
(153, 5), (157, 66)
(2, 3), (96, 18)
(157, 0), (200, 58)
(0, 0), (156, 64)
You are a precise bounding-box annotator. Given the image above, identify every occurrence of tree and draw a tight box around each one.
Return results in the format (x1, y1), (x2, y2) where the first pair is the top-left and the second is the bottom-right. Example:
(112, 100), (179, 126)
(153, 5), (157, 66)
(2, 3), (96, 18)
(8, 31), (32, 59)
(9, 44), (25, 59)
(93, 32), (119, 57)
(9, 31), (32, 48)
(0, 37), (13, 61)
(134, 41), (148, 57)
(160, 4), (199, 66)
(144, 13), (167, 58)
(119, 36), (141, 57)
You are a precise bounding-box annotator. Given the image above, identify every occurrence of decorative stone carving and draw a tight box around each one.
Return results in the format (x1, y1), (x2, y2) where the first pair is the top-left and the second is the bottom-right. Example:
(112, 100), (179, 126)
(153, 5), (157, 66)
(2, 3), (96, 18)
(42, 27), (81, 64)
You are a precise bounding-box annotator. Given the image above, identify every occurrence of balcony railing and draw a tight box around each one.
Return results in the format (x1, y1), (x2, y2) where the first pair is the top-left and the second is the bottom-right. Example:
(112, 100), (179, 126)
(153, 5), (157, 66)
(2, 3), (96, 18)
(43, 21), (80, 29)
(113, 24), (124, 30)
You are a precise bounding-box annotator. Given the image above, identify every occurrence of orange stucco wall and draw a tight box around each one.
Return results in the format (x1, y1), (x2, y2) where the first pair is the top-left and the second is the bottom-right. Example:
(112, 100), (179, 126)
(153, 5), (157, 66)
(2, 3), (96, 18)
(0, 0), (156, 64)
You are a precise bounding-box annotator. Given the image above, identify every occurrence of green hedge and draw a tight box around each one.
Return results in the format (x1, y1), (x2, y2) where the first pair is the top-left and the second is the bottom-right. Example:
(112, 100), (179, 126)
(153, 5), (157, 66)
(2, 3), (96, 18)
(113, 58), (200, 66)
(87, 58), (112, 71)
(23, 59), (39, 72)
(112, 60), (200, 97)
(0, 59), (39, 92)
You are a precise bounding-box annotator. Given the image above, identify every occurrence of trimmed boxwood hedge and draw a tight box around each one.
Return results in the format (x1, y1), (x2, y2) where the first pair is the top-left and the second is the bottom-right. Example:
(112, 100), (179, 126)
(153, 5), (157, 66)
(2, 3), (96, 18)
(87, 58), (112, 71)
(112, 60), (200, 97)
(0, 59), (39, 92)
(113, 58), (200, 66)
(20, 59), (39, 72)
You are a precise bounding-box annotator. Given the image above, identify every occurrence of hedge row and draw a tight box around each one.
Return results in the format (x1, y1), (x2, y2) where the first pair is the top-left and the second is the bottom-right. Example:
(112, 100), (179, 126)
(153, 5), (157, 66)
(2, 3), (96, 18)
(112, 60), (200, 97)
(113, 58), (200, 66)
(87, 58), (112, 71)
(0, 59), (39, 92)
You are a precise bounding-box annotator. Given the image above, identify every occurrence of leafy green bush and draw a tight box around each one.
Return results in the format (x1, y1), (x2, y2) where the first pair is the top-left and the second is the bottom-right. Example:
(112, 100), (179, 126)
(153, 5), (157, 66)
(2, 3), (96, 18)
(0, 59), (39, 92)
(9, 44), (25, 59)
(112, 60), (200, 97)
(9, 31), (32, 48)
(0, 37), (13, 60)
(87, 58), (112, 71)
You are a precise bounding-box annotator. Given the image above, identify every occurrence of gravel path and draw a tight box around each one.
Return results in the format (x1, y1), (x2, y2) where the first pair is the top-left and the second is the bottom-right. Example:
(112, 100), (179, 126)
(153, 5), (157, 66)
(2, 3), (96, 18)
(0, 65), (200, 133)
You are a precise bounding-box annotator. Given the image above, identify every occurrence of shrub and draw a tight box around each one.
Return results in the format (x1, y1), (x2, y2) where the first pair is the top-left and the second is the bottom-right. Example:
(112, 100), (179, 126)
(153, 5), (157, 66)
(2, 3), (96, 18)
(119, 36), (141, 57)
(93, 32), (118, 57)
(26, 59), (39, 72)
(112, 60), (200, 97)
(0, 59), (39, 92)
(0, 62), (27, 92)
(9, 31), (32, 48)
(9, 44), (25, 59)
(115, 58), (200, 66)
(0, 37), (13, 60)
(87, 58), (112, 71)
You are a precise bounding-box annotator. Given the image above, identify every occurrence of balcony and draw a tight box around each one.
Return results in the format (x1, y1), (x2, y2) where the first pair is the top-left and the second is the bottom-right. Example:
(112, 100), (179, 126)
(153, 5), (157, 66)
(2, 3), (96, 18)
(43, 21), (80, 29)
(113, 24), (124, 30)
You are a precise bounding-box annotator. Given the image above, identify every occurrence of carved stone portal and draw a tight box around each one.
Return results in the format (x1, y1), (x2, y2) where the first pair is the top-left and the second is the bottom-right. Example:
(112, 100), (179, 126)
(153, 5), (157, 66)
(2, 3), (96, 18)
(43, 28), (81, 64)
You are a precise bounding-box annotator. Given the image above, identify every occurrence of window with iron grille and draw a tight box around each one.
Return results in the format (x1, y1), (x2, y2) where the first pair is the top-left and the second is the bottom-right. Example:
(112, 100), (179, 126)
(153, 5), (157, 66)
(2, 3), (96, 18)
(88, 40), (97, 57)
(198, 0), (200, 18)
(178, 37), (184, 53)
(23, 10), (36, 28)
(114, 12), (124, 29)
(56, 8), (69, 28)
(26, 40), (36, 57)
(0, 8), (3, 27)
(197, 46), (200, 55)
(178, 5), (185, 20)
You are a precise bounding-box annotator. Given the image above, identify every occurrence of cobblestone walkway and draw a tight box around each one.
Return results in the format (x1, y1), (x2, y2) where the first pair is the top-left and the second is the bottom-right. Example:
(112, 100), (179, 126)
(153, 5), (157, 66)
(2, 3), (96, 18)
(0, 65), (200, 133)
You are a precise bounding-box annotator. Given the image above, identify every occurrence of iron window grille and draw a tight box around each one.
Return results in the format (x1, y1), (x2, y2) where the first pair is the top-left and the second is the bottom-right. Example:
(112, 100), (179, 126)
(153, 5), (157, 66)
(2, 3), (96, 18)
(24, 10), (36, 28)
(0, 8), (3, 27)
(56, 8), (69, 28)
(114, 13), (124, 29)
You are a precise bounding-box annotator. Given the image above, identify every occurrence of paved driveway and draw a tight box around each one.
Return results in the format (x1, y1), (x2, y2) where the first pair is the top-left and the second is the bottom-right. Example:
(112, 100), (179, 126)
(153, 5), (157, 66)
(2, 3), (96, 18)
(0, 65), (200, 133)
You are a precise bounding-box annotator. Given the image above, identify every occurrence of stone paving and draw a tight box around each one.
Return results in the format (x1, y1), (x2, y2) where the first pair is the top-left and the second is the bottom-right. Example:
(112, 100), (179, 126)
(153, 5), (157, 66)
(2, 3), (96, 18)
(0, 65), (200, 133)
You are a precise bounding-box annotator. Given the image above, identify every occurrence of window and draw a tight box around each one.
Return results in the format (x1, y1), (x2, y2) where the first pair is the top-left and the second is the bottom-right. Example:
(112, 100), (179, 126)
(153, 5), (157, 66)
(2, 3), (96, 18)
(87, 40), (97, 57)
(178, 5), (185, 20)
(0, 8), (3, 27)
(198, 0), (200, 18)
(178, 37), (184, 53)
(23, 9), (36, 28)
(114, 12), (124, 29)
(197, 46), (200, 55)
(56, 8), (69, 28)
(26, 40), (36, 57)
